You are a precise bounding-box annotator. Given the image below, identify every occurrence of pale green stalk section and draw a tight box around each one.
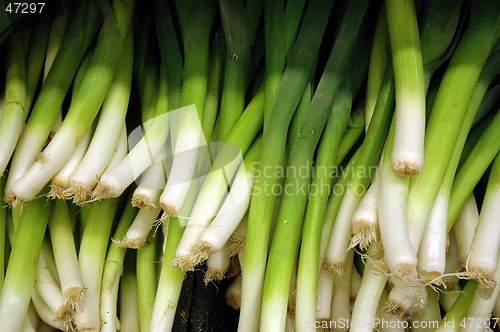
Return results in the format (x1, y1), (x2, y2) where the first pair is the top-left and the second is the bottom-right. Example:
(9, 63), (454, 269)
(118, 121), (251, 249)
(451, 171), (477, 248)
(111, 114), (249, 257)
(385, 0), (426, 176)
(119, 269), (140, 332)
(239, 0), (335, 328)
(365, 7), (387, 132)
(74, 198), (120, 332)
(0, 29), (26, 176)
(406, 0), (500, 255)
(436, 281), (478, 332)
(136, 230), (157, 332)
(48, 199), (84, 310)
(149, 217), (186, 332)
(4, 0), (102, 201)
(0, 190), (51, 332)
(100, 203), (137, 332)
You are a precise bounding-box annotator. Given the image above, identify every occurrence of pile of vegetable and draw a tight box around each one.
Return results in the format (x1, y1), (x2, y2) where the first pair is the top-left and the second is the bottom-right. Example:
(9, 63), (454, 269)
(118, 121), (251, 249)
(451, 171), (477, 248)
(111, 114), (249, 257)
(0, 0), (499, 331)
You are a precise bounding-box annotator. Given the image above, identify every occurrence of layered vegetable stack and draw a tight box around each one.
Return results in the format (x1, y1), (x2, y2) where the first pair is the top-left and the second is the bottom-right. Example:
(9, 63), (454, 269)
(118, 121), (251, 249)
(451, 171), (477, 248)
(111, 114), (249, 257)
(0, 0), (499, 331)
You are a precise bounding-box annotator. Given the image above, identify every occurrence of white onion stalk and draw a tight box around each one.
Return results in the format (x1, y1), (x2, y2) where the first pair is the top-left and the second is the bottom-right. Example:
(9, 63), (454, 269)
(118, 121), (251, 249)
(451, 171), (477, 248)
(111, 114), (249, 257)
(186, 161), (254, 268)
(350, 264), (362, 304)
(226, 274), (242, 310)
(452, 194), (479, 269)
(442, 231), (460, 290)
(228, 212), (248, 257)
(285, 314), (296, 332)
(68, 31), (132, 204)
(100, 203), (136, 332)
(92, 104), (179, 200)
(204, 245), (231, 284)
(171, 139), (250, 270)
(34, 251), (73, 329)
(350, 173), (380, 250)
(462, 253), (500, 332)
(330, 249), (354, 331)
(417, 184), (448, 284)
(466, 153), (500, 291)
(48, 199), (85, 311)
(119, 206), (161, 249)
(131, 161), (167, 208)
(350, 245), (388, 332)
(49, 127), (92, 200)
(107, 123), (129, 169)
(378, 137), (417, 283)
(159, 105), (207, 216)
(315, 268), (334, 321)
(71, 33), (133, 204)
(324, 188), (363, 275)
(31, 290), (66, 331)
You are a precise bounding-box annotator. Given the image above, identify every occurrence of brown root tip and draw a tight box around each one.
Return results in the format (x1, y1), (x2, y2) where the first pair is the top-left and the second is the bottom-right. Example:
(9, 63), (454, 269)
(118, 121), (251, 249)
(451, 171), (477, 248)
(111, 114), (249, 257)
(5, 192), (24, 209)
(228, 235), (245, 257)
(48, 183), (72, 200)
(323, 261), (344, 276)
(161, 203), (178, 217)
(35, 152), (50, 164)
(393, 263), (418, 283)
(468, 266), (497, 290)
(69, 183), (92, 206)
(419, 271), (442, 285)
(393, 161), (421, 177)
(383, 300), (408, 318)
(91, 183), (116, 202)
(114, 237), (147, 249)
(171, 255), (197, 272)
(351, 221), (377, 249)
(204, 268), (227, 285)
(131, 194), (156, 209)
(64, 287), (85, 311)
(55, 303), (77, 332)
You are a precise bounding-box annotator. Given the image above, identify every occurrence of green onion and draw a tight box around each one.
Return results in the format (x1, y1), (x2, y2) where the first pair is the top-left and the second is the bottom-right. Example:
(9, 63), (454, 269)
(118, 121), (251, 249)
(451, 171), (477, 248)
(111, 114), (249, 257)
(385, 0), (426, 176)
(9, 0), (135, 205)
(240, 0), (335, 327)
(0, 188), (51, 332)
(4, 0), (102, 203)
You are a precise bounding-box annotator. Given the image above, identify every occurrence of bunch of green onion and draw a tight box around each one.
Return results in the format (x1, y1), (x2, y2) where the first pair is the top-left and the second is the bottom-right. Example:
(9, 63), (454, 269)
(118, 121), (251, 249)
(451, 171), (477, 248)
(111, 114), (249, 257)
(0, 0), (499, 331)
